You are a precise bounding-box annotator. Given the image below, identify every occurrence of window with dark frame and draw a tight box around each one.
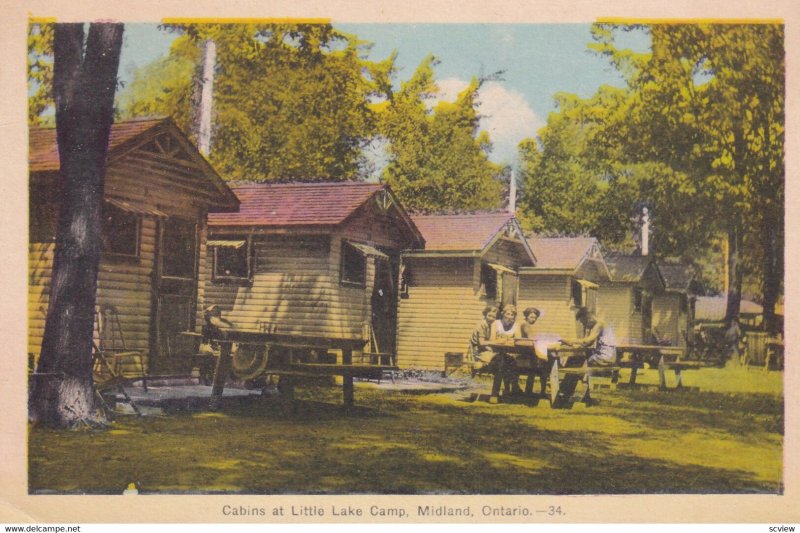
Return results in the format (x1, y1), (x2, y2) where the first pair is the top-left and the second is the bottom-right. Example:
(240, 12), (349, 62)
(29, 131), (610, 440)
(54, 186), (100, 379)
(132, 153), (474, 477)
(101, 201), (140, 257)
(341, 241), (366, 286)
(633, 288), (643, 312)
(480, 263), (497, 300)
(211, 235), (252, 282)
(571, 279), (584, 308)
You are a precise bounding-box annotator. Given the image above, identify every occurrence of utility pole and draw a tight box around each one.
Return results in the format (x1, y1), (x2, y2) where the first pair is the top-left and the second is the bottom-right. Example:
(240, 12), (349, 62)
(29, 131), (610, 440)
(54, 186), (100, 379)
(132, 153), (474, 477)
(197, 39), (216, 156)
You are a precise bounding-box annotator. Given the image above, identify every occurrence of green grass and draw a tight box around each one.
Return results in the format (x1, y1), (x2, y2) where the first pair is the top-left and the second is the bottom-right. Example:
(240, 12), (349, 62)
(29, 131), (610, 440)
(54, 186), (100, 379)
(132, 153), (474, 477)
(28, 365), (783, 494)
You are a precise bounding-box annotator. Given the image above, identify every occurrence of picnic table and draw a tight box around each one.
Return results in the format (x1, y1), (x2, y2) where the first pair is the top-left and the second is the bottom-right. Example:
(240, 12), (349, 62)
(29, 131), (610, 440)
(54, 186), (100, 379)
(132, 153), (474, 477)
(199, 326), (397, 409)
(482, 340), (701, 406)
(484, 340), (592, 407)
(615, 344), (700, 389)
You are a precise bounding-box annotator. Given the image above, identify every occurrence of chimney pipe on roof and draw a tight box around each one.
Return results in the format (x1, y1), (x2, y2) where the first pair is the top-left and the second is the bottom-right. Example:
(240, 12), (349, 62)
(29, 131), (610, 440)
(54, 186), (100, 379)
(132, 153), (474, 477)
(641, 206), (650, 256)
(508, 169), (517, 214)
(198, 39), (216, 156)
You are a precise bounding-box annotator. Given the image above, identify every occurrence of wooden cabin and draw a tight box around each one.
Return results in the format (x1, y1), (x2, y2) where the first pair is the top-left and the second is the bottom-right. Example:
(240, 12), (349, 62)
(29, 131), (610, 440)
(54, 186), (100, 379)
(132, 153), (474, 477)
(396, 213), (536, 370)
(204, 182), (423, 356)
(517, 236), (611, 339)
(596, 253), (666, 345)
(652, 262), (698, 346)
(28, 117), (240, 373)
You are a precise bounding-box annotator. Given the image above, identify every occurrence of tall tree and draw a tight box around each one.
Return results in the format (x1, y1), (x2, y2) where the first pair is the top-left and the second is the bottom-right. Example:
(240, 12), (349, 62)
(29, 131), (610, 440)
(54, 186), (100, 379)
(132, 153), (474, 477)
(30, 23), (124, 427)
(380, 55), (504, 212)
(595, 23), (785, 326)
(119, 23), (391, 182)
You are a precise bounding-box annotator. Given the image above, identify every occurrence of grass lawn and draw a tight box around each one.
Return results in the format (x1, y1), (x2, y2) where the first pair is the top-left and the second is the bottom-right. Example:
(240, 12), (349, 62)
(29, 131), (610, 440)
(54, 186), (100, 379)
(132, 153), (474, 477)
(28, 365), (783, 494)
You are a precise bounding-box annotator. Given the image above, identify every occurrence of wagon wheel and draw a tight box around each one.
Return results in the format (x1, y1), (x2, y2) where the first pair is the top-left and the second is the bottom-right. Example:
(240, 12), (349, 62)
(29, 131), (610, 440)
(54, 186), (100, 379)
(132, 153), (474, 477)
(232, 343), (269, 380)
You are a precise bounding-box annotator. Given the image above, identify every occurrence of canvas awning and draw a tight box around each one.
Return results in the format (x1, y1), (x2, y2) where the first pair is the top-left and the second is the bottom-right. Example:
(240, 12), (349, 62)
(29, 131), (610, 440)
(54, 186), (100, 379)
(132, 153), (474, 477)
(348, 242), (389, 260)
(575, 278), (599, 290)
(208, 240), (246, 249)
(106, 197), (168, 218)
(487, 262), (517, 275)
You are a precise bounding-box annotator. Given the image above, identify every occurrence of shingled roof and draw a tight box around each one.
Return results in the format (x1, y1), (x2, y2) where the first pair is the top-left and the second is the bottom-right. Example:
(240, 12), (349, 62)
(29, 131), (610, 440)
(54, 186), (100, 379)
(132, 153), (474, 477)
(29, 117), (239, 211)
(208, 182), (423, 245)
(408, 212), (535, 263)
(657, 262), (696, 292)
(695, 296), (763, 321)
(30, 117), (170, 172)
(605, 253), (657, 283)
(526, 236), (598, 270)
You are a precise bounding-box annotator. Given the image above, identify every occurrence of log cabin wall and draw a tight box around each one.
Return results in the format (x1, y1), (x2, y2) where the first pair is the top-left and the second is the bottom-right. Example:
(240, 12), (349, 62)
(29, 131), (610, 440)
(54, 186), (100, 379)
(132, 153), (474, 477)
(396, 256), (487, 369)
(28, 145), (215, 370)
(517, 274), (577, 339)
(596, 284), (640, 345)
(652, 292), (688, 346)
(204, 198), (417, 342)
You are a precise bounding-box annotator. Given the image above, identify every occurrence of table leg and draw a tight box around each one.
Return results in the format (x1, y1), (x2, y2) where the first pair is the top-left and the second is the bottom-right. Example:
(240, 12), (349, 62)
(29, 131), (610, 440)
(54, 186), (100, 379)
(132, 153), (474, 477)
(674, 367), (683, 388)
(210, 341), (233, 408)
(342, 347), (354, 408)
(549, 358), (560, 407)
(657, 355), (667, 390)
(490, 354), (505, 403)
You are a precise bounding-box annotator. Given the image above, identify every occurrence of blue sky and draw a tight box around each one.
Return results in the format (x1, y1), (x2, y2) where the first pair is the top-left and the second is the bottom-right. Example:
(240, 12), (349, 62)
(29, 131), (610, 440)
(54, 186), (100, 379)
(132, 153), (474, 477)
(119, 23), (649, 166)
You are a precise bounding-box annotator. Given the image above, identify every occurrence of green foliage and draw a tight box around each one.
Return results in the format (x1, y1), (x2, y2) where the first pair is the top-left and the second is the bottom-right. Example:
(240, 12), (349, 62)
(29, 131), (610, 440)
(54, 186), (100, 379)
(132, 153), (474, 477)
(518, 24), (784, 303)
(28, 22), (55, 126)
(119, 23), (391, 182)
(380, 56), (504, 212)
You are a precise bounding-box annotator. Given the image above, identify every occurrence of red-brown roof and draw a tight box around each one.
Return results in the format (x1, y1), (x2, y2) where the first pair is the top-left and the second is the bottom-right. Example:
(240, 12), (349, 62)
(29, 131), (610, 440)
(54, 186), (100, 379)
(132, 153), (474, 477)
(410, 212), (516, 252)
(29, 117), (166, 172)
(527, 236), (598, 270)
(209, 182), (390, 227)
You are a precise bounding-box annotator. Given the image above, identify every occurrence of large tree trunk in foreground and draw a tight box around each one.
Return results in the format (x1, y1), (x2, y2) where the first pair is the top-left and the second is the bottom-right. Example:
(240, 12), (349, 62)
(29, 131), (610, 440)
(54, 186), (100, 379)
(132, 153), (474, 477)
(30, 23), (124, 427)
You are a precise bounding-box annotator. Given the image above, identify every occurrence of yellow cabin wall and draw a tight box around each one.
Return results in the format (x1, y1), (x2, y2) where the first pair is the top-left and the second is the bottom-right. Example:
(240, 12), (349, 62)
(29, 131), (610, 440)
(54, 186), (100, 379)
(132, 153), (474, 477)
(28, 147), (216, 369)
(652, 293), (688, 346)
(396, 256), (486, 369)
(204, 203), (416, 343)
(596, 284), (643, 345)
(517, 274), (580, 339)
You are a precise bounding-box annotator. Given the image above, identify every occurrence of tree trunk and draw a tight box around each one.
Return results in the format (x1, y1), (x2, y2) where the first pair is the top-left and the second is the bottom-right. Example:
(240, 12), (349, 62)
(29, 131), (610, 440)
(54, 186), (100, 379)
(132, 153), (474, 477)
(724, 227), (744, 324)
(761, 215), (783, 334)
(29, 23), (124, 428)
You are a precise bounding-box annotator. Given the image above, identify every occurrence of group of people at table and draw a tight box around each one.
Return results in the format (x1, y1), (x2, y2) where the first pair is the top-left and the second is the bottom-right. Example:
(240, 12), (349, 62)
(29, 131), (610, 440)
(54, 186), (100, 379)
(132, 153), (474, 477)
(468, 304), (616, 399)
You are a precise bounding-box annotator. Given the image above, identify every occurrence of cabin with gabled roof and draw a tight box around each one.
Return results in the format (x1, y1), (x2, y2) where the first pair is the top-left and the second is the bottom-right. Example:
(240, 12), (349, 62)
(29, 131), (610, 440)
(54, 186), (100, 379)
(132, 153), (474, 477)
(28, 117), (240, 373)
(396, 212), (536, 370)
(204, 182), (423, 355)
(517, 236), (611, 339)
(597, 253), (666, 345)
(652, 261), (699, 346)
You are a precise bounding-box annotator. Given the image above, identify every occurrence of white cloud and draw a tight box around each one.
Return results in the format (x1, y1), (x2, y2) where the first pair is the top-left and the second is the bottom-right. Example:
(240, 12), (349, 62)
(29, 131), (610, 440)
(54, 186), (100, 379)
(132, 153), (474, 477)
(434, 78), (543, 166)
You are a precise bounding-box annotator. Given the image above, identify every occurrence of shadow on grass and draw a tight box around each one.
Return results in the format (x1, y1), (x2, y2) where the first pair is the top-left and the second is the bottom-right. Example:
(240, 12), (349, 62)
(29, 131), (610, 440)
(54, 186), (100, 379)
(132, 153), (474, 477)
(28, 383), (783, 495)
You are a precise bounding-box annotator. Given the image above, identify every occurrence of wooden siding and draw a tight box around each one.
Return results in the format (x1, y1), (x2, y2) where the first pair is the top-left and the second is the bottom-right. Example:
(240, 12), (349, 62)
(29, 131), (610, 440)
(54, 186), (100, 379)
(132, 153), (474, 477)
(517, 274), (581, 339)
(204, 200), (414, 345)
(597, 284), (643, 345)
(28, 146), (215, 370)
(28, 216), (158, 365)
(396, 257), (486, 369)
(483, 238), (530, 270)
(653, 293), (688, 346)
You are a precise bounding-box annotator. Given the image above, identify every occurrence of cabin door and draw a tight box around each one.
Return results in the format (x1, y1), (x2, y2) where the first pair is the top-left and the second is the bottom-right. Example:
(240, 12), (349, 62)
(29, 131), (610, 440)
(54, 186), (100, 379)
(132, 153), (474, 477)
(151, 217), (199, 373)
(370, 256), (398, 356)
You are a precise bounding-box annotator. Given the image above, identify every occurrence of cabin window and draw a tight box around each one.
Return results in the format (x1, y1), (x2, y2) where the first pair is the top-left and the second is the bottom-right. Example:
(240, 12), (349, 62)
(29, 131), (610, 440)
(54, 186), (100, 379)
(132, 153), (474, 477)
(399, 263), (412, 298)
(633, 288), (643, 312)
(480, 262), (498, 300)
(101, 202), (140, 257)
(571, 280), (583, 307)
(341, 241), (366, 286)
(211, 235), (253, 283)
(162, 219), (197, 279)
